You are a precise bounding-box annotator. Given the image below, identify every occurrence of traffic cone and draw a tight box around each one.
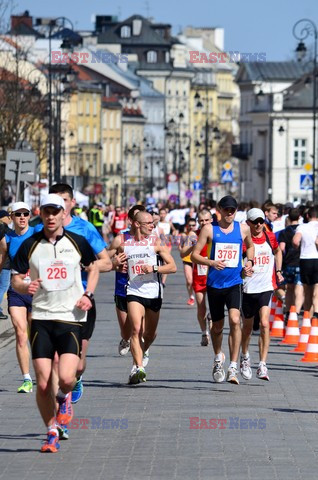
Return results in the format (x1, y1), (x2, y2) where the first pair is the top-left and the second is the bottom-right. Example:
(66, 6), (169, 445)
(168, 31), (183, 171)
(301, 318), (318, 362)
(270, 300), (285, 337)
(280, 306), (300, 344)
(292, 311), (311, 352)
(269, 296), (277, 331)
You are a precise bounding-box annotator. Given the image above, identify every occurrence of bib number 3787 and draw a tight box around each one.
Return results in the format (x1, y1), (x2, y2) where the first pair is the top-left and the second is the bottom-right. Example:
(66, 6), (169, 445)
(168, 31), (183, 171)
(214, 243), (240, 268)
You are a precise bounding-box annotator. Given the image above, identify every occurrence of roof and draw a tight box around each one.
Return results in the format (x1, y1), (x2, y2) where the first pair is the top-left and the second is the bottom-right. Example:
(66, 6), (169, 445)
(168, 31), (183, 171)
(97, 14), (178, 47)
(236, 61), (311, 83)
(283, 69), (318, 110)
(8, 22), (44, 38)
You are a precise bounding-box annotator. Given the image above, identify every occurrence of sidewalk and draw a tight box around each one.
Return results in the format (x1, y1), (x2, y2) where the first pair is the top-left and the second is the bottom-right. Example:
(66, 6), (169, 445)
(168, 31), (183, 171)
(0, 251), (318, 479)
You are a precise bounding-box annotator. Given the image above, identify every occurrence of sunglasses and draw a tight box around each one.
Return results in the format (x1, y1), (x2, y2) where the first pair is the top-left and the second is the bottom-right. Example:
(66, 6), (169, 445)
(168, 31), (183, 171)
(13, 212), (30, 217)
(250, 218), (264, 225)
(223, 208), (236, 214)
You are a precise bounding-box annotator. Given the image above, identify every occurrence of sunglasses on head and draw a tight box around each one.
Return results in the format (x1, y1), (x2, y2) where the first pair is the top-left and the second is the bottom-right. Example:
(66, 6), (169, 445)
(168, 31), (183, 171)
(250, 218), (264, 225)
(13, 212), (29, 217)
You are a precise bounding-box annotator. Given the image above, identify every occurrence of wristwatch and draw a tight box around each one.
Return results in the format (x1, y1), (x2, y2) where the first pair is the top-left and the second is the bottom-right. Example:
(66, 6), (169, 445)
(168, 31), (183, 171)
(83, 291), (94, 300)
(276, 270), (282, 273)
(246, 259), (254, 267)
(153, 265), (159, 273)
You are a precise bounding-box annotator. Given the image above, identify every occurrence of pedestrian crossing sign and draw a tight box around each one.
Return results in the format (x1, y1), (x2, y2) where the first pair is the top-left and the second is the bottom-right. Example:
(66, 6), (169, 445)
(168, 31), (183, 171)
(300, 174), (313, 190)
(221, 169), (233, 183)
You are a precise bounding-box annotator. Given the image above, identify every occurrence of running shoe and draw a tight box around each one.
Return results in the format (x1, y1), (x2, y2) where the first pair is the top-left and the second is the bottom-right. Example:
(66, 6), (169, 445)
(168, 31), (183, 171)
(128, 365), (146, 384)
(201, 334), (209, 346)
(142, 349), (150, 367)
(71, 376), (83, 404)
(187, 298), (195, 306)
(17, 379), (33, 393)
(226, 366), (240, 385)
(212, 353), (225, 383)
(56, 394), (73, 425)
(240, 356), (252, 380)
(118, 338), (130, 356)
(256, 363), (270, 381)
(57, 424), (69, 440)
(41, 430), (60, 453)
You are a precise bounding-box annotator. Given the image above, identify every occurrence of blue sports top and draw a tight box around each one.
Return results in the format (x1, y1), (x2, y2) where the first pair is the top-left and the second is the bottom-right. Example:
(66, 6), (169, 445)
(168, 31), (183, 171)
(114, 229), (130, 297)
(35, 216), (106, 289)
(207, 221), (243, 289)
(6, 226), (36, 262)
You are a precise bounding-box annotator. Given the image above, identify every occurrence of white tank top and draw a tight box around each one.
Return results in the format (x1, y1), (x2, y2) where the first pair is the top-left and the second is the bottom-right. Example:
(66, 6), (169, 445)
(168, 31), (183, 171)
(124, 237), (162, 299)
(158, 221), (171, 236)
(243, 239), (274, 293)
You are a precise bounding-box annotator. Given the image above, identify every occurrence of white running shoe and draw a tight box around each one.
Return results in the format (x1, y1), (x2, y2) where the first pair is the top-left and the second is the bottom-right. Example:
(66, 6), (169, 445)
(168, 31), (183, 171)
(128, 366), (139, 384)
(256, 363), (269, 381)
(212, 353), (225, 383)
(201, 334), (209, 346)
(240, 355), (252, 380)
(226, 366), (240, 385)
(142, 349), (149, 367)
(118, 339), (130, 356)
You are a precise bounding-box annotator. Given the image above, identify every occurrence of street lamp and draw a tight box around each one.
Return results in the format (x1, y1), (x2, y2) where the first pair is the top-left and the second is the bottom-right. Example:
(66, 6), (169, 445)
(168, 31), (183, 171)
(293, 18), (318, 202)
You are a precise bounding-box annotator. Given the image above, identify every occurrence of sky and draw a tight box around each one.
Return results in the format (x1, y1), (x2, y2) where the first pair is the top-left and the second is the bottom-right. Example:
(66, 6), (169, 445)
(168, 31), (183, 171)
(5, 0), (318, 61)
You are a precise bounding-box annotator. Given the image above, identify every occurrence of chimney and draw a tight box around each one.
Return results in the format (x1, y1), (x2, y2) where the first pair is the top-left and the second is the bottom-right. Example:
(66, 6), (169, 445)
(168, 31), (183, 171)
(11, 10), (32, 30)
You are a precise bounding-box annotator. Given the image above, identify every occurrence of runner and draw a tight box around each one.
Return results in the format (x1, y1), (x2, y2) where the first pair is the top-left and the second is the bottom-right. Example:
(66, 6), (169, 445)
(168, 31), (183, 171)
(11, 194), (99, 453)
(0, 202), (35, 393)
(241, 208), (284, 381)
(111, 206), (128, 237)
(108, 205), (146, 356)
(180, 209), (212, 346)
(179, 218), (197, 305)
(119, 210), (176, 384)
(191, 195), (254, 385)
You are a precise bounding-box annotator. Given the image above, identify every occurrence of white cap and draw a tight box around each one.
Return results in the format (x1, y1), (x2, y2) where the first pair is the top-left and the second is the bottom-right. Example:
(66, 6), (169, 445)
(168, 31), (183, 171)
(11, 202), (30, 213)
(246, 208), (265, 221)
(40, 194), (65, 210)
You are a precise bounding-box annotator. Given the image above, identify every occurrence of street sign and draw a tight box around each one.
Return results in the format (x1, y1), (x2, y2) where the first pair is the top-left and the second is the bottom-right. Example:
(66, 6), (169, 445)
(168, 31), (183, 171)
(223, 161), (232, 171)
(5, 150), (37, 182)
(300, 174), (313, 190)
(221, 169), (233, 183)
(185, 190), (193, 199)
(193, 181), (203, 190)
(303, 163), (312, 172)
(169, 194), (178, 203)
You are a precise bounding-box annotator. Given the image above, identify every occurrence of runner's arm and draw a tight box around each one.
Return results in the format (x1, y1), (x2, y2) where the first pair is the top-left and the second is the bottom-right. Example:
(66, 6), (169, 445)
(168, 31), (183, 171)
(292, 232), (302, 248)
(241, 224), (254, 275)
(96, 248), (112, 272)
(155, 242), (177, 274)
(191, 225), (212, 266)
(0, 237), (8, 272)
(274, 246), (284, 283)
(180, 234), (197, 258)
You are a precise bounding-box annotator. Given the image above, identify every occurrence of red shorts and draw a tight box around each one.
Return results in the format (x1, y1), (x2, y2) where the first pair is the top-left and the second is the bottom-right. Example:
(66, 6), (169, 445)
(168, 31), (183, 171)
(192, 270), (207, 293)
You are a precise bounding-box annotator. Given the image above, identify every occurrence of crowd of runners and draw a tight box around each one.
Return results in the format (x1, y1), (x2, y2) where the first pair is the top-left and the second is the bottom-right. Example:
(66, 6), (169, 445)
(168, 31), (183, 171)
(0, 187), (317, 453)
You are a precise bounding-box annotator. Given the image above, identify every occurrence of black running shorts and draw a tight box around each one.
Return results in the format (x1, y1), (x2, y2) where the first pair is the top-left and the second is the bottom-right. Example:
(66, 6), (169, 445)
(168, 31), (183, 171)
(126, 295), (162, 312)
(30, 320), (82, 359)
(207, 284), (241, 322)
(242, 291), (273, 319)
(81, 299), (96, 340)
(299, 259), (318, 285)
(114, 294), (128, 313)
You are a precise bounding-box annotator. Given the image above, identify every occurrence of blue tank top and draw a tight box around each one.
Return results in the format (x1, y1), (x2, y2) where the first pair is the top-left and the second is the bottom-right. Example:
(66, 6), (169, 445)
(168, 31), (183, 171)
(6, 226), (35, 262)
(207, 221), (243, 289)
(115, 229), (130, 297)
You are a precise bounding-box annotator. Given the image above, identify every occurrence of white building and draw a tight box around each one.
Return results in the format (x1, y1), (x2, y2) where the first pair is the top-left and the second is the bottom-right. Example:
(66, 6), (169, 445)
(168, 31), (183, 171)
(235, 61), (313, 203)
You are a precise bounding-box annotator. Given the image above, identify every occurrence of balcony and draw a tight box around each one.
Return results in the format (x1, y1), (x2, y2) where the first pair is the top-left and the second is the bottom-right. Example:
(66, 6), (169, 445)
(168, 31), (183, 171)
(231, 143), (253, 160)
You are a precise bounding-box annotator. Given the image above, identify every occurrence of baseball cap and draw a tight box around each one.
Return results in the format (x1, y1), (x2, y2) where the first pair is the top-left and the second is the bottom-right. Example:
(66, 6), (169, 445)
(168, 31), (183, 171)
(218, 195), (238, 210)
(11, 202), (30, 213)
(0, 210), (10, 219)
(246, 208), (265, 222)
(40, 194), (65, 210)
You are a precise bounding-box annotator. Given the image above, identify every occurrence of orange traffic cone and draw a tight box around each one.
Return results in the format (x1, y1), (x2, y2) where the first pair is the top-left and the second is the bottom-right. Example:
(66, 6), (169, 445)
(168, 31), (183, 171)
(292, 311), (311, 352)
(281, 306), (300, 344)
(301, 318), (318, 362)
(269, 295), (277, 331)
(270, 300), (285, 337)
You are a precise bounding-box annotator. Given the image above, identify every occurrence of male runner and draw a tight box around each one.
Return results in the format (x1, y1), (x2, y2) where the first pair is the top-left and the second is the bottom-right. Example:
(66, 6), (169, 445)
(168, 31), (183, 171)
(11, 194), (99, 453)
(192, 195), (254, 385)
(241, 208), (283, 381)
(0, 202), (35, 393)
(119, 211), (176, 384)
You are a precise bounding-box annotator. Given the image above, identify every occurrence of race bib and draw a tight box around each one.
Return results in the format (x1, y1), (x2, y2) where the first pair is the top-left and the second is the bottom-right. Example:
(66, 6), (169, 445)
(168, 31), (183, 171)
(39, 259), (75, 291)
(197, 259), (208, 276)
(115, 220), (125, 230)
(253, 251), (270, 273)
(215, 243), (240, 268)
(128, 258), (153, 281)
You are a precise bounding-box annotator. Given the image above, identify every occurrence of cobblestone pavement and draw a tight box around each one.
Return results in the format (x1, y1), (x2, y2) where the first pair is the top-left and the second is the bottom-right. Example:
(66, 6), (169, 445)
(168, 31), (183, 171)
(0, 250), (318, 479)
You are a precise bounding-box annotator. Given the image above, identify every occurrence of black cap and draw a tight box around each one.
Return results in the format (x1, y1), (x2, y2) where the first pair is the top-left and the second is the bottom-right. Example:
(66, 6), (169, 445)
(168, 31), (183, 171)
(0, 210), (10, 219)
(218, 195), (238, 209)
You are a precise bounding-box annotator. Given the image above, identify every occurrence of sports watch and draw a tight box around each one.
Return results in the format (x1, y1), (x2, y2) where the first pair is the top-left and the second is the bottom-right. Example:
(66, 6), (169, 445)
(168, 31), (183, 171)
(153, 265), (159, 273)
(83, 291), (94, 300)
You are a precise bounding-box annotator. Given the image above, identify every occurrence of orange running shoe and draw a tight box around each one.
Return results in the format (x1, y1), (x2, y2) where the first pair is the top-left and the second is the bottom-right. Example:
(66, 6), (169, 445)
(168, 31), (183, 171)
(187, 298), (195, 306)
(41, 430), (60, 453)
(56, 393), (73, 425)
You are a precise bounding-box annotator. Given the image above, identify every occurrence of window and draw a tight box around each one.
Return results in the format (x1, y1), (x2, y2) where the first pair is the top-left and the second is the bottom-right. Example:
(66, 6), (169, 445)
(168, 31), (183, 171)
(103, 111), (107, 128)
(93, 126), (97, 143)
(86, 99), (90, 115)
(109, 112), (113, 129)
(93, 94), (97, 116)
(147, 50), (157, 63)
(86, 126), (90, 142)
(116, 113), (120, 129)
(78, 99), (83, 115)
(165, 51), (170, 63)
(293, 139), (307, 167)
(78, 126), (84, 142)
(121, 25), (131, 38)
